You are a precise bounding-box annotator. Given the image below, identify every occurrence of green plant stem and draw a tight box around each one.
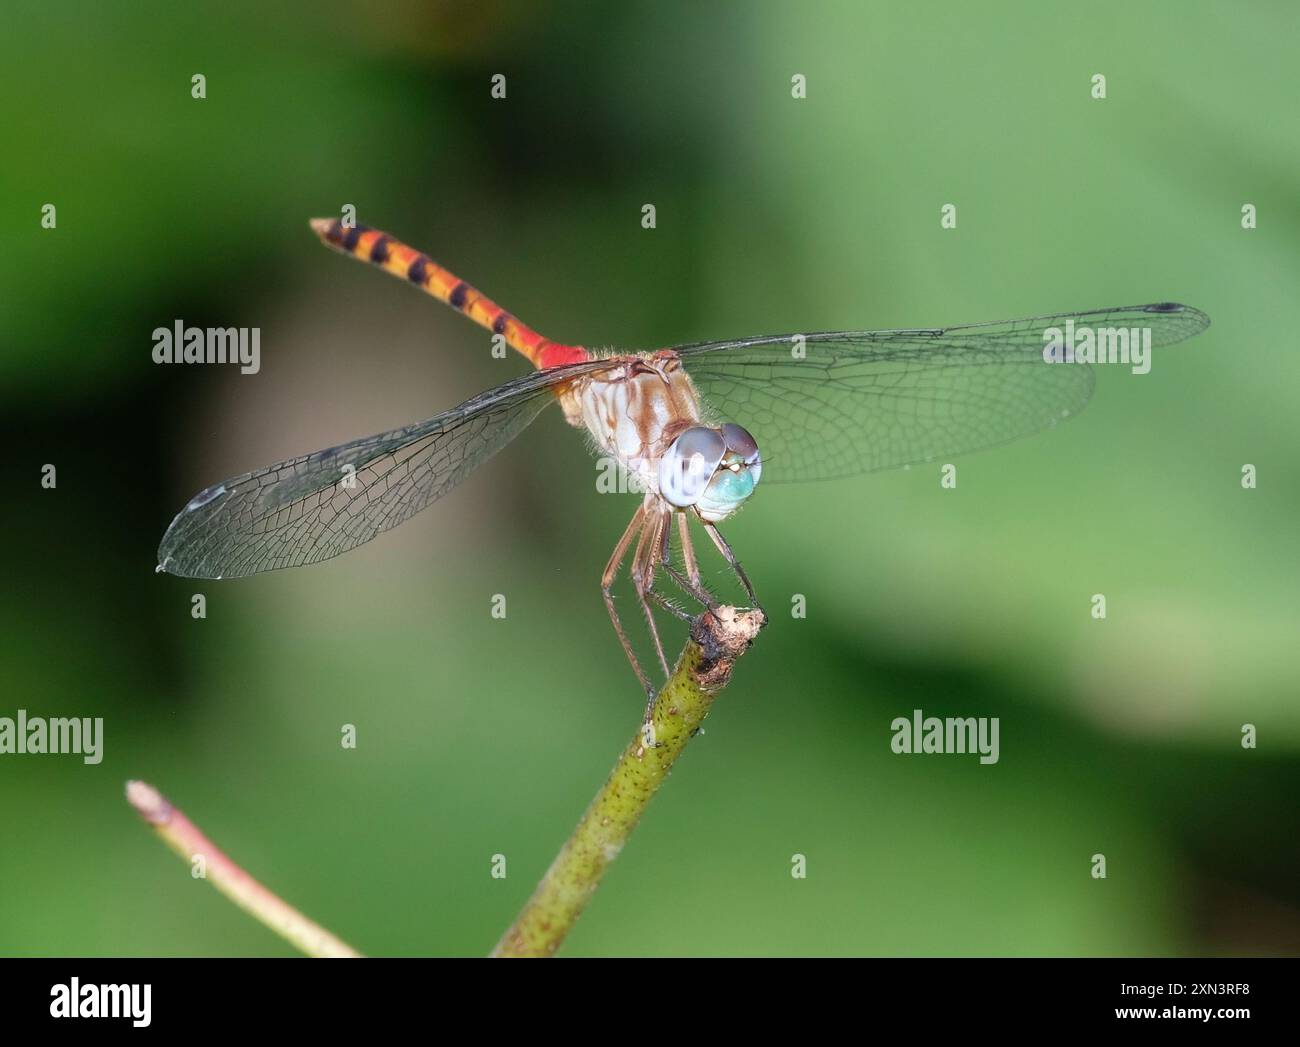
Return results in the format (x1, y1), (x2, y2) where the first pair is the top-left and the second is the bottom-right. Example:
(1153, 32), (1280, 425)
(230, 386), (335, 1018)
(492, 604), (766, 957)
(126, 780), (362, 958)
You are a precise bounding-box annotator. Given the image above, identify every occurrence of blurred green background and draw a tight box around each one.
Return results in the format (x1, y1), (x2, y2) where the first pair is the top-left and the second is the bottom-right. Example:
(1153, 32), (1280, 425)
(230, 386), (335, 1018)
(2, 0), (1297, 956)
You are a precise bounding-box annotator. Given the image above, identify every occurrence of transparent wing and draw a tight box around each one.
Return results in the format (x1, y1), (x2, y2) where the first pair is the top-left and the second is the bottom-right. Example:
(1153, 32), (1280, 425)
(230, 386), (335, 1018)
(676, 303), (1210, 483)
(157, 360), (606, 579)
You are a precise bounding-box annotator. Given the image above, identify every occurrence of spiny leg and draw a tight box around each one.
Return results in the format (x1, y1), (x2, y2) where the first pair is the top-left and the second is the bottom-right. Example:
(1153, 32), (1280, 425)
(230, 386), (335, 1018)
(702, 519), (760, 609)
(650, 510), (718, 611)
(662, 562), (721, 613)
(645, 512), (708, 623)
(602, 504), (655, 700)
(645, 588), (694, 623)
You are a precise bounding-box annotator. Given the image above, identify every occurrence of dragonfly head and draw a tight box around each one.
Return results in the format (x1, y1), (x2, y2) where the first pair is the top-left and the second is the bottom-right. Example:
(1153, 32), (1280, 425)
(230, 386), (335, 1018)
(659, 423), (762, 522)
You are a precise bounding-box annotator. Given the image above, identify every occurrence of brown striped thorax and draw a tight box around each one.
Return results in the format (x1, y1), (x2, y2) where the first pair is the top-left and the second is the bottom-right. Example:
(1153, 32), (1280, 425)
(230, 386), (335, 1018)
(562, 351), (763, 522)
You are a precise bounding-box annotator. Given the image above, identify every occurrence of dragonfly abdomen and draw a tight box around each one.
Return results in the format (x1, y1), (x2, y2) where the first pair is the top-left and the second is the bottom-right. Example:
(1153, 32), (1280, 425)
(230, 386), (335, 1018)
(309, 218), (589, 371)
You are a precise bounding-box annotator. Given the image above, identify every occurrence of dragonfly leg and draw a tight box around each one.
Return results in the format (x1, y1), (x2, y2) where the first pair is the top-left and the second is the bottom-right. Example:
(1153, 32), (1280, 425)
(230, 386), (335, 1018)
(701, 520), (761, 610)
(651, 511), (719, 610)
(645, 588), (694, 623)
(662, 562), (722, 616)
(602, 504), (656, 701)
(630, 506), (672, 682)
(676, 511), (702, 590)
(646, 515), (700, 625)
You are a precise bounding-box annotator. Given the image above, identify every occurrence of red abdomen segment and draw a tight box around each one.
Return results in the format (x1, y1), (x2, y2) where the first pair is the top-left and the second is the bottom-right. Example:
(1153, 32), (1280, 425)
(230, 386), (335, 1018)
(310, 219), (590, 371)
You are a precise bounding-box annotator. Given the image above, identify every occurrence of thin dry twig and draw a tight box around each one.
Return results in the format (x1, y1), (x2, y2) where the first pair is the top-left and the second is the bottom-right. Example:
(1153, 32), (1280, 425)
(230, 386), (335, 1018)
(126, 780), (362, 958)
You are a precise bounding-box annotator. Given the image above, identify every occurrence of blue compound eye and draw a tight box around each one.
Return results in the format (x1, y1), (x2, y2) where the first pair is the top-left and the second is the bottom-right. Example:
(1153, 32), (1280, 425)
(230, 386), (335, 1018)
(658, 427), (726, 507)
(707, 465), (757, 504)
(692, 424), (762, 522)
(720, 423), (762, 485)
(721, 423), (758, 460)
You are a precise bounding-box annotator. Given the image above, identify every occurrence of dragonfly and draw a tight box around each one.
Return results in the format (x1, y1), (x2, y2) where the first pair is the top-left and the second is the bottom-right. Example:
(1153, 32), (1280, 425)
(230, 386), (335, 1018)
(158, 219), (1210, 711)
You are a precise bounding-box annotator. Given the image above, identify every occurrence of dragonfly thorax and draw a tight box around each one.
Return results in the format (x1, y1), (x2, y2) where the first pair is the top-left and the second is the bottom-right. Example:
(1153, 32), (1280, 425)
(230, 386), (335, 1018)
(567, 353), (762, 519)
(569, 353), (702, 488)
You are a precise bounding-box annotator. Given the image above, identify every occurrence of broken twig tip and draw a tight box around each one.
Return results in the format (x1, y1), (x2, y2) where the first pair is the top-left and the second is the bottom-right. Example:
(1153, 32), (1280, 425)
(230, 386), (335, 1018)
(690, 605), (766, 691)
(125, 780), (172, 825)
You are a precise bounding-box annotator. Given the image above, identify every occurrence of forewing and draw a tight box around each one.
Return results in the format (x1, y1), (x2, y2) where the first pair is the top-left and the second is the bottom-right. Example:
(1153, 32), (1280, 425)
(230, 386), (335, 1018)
(156, 361), (603, 579)
(677, 303), (1209, 483)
